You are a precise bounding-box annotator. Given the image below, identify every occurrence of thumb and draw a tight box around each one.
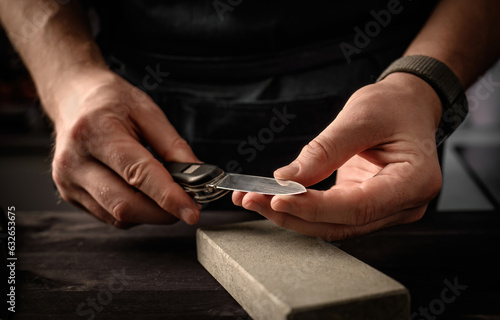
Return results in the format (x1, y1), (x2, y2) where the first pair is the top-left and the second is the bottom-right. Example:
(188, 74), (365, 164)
(274, 111), (377, 186)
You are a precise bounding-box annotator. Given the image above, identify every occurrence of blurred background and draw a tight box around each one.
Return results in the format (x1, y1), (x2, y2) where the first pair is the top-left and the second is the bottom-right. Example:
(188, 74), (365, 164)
(0, 25), (499, 214)
(0, 27), (74, 211)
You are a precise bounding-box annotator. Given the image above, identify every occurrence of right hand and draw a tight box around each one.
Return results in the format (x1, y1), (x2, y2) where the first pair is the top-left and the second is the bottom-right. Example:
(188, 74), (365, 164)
(50, 68), (201, 228)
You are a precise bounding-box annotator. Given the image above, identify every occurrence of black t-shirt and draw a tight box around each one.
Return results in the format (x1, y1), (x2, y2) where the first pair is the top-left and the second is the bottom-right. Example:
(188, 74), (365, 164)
(93, 0), (438, 58)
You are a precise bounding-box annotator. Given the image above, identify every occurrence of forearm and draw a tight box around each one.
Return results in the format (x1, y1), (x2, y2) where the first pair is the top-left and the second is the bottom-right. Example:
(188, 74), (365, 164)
(0, 0), (109, 122)
(405, 0), (500, 88)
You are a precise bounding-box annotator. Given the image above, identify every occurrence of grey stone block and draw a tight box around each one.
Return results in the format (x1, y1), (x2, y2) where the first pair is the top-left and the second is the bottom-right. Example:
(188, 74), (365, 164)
(196, 219), (409, 320)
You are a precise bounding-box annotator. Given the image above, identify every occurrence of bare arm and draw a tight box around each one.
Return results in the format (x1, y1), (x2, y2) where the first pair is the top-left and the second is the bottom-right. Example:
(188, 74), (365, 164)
(406, 0), (500, 88)
(0, 0), (107, 120)
(0, 0), (201, 227)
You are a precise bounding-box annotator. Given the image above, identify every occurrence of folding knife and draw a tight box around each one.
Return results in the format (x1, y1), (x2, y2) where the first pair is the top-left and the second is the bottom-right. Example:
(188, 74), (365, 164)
(164, 162), (306, 203)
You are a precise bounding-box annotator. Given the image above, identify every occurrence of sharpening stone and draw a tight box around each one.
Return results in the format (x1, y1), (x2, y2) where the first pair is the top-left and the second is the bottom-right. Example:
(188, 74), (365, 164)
(196, 219), (409, 320)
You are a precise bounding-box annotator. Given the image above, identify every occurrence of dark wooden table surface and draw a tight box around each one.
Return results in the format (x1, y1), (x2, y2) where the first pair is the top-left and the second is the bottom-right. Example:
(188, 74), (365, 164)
(3, 207), (500, 320)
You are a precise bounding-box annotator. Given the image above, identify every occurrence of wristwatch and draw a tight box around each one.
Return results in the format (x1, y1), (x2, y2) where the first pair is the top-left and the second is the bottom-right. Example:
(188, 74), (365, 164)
(377, 55), (469, 146)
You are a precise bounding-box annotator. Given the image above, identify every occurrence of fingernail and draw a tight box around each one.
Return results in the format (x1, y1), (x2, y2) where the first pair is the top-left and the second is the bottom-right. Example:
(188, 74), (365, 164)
(275, 161), (299, 179)
(179, 207), (197, 225)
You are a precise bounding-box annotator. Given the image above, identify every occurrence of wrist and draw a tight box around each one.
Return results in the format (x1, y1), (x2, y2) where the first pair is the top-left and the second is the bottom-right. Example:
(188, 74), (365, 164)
(379, 72), (443, 129)
(40, 62), (116, 128)
(377, 55), (469, 145)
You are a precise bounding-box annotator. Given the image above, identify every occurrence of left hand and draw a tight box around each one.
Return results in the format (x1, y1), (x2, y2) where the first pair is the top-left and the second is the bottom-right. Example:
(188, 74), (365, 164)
(233, 73), (444, 240)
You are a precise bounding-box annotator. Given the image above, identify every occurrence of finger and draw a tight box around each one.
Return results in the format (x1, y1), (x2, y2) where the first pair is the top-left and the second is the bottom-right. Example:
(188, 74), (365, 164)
(51, 153), (119, 225)
(75, 160), (181, 225)
(271, 162), (440, 226)
(72, 189), (137, 229)
(242, 192), (427, 240)
(241, 192), (354, 240)
(232, 191), (245, 206)
(56, 180), (136, 228)
(88, 132), (200, 224)
(273, 101), (387, 187)
(131, 100), (199, 163)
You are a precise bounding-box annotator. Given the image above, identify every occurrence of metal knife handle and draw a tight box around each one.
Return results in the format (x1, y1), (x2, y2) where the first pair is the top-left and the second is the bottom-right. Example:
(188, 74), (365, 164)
(164, 162), (224, 185)
(163, 162), (229, 203)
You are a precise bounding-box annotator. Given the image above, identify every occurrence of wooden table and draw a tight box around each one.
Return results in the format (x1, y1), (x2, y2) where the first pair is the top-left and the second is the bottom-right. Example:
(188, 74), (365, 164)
(4, 208), (500, 319)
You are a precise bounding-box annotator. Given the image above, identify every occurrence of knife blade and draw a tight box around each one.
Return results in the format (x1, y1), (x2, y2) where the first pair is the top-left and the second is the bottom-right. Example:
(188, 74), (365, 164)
(164, 162), (306, 203)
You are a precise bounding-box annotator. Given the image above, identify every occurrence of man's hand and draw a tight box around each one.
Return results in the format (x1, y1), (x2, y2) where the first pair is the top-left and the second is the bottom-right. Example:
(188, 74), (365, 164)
(0, 0), (201, 228)
(233, 73), (443, 240)
(51, 69), (201, 228)
(232, 0), (500, 240)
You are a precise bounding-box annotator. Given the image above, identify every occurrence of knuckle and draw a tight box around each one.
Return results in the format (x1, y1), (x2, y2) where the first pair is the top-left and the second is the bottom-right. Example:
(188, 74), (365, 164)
(52, 150), (76, 171)
(51, 165), (65, 188)
(69, 115), (93, 142)
(51, 151), (78, 187)
(112, 200), (132, 223)
(69, 112), (117, 153)
(114, 103), (132, 122)
(123, 159), (151, 189)
(69, 118), (95, 156)
(301, 137), (336, 164)
(95, 112), (123, 136)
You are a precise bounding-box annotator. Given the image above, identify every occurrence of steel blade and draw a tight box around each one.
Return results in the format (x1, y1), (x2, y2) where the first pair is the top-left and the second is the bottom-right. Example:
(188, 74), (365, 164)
(211, 173), (306, 195)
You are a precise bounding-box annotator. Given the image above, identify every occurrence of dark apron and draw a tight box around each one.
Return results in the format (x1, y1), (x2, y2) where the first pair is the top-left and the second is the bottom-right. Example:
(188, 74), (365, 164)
(107, 53), (392, 168)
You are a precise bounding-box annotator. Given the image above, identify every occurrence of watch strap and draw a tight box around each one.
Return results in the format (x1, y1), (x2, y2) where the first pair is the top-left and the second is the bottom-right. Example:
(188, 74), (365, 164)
(377, 55), (468, 145)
